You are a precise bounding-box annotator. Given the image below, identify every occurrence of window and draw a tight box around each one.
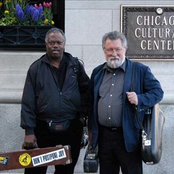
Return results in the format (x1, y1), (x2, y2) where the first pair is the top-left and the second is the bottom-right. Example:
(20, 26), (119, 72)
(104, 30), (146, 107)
(0, 0), (65, 50)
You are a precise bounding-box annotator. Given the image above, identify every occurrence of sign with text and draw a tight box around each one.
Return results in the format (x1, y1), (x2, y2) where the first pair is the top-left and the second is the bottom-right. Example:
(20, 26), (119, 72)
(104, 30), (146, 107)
(121, 5), (174, 59)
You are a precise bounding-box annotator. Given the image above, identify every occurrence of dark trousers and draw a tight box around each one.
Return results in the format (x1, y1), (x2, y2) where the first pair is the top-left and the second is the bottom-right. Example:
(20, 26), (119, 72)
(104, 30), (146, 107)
(24, 118), (83, 174)
(98, 125), (142, 174)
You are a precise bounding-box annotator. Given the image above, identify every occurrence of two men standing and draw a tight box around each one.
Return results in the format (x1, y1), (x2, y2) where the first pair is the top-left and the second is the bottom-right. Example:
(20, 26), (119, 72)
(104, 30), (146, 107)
(21, 29), (163, 174)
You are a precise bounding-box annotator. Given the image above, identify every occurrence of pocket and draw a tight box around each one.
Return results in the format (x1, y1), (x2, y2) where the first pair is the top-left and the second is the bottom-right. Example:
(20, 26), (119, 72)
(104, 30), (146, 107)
(48, 120), (71, 132)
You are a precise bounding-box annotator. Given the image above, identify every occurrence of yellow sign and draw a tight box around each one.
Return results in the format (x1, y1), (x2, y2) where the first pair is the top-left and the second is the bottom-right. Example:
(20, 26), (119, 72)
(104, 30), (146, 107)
(19, 153), (31, 166)
(0, 156), (5, 161)
(0, 156), (8, 165)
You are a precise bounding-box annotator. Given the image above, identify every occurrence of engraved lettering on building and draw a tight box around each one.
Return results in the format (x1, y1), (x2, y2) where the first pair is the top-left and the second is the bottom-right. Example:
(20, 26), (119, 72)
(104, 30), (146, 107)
(121, 6), (174, 59)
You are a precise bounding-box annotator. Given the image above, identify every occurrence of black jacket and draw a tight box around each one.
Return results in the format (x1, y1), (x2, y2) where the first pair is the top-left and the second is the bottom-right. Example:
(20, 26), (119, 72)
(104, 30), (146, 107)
(21, 52), (89, 134)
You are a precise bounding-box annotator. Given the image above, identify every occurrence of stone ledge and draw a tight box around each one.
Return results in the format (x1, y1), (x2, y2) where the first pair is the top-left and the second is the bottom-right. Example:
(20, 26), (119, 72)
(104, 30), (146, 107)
(0, 89), (173, 104)
(0, 90), (22, 103)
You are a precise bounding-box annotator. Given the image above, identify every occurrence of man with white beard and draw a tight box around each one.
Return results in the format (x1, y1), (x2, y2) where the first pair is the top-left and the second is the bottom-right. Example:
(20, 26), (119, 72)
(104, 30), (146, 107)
(88, 31), (163, 174)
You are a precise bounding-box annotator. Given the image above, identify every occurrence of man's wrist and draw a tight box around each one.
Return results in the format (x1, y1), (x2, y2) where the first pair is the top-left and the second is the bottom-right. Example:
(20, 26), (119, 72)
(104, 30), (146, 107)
(25, 128), (35, 135)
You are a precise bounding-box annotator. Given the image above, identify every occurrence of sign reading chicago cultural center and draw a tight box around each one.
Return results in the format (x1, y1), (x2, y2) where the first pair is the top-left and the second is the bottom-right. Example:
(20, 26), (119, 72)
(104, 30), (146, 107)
(121, 5), (174, 59)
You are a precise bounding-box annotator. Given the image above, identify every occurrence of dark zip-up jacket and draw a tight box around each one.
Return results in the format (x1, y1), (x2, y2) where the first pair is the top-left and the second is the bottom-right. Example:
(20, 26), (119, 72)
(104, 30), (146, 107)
(21, 52), (89, 134)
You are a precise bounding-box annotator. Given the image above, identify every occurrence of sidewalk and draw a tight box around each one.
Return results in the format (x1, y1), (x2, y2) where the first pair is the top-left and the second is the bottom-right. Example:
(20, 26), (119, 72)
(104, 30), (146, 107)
(0, 172), (98, 174)
(0, 171), (99, 174)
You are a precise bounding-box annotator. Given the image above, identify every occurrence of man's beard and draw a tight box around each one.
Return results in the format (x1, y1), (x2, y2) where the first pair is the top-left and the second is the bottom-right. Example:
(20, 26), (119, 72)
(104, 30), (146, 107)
(106, 57), (124, 69)
(50, 49), (63, 61)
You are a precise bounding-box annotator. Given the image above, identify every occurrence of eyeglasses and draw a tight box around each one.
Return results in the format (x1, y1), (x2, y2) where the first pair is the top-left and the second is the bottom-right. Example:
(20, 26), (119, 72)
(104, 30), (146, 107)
(47, 41), (64, 46)
(104, 48), (123, 54)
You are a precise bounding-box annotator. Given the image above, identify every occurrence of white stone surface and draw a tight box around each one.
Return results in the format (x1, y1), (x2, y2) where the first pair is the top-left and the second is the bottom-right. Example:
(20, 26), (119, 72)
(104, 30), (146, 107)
(65, 45), (83, 60)
(1, 0), (174, 173)
(65, 9), (112, 45)
(0, 104), (173, 174)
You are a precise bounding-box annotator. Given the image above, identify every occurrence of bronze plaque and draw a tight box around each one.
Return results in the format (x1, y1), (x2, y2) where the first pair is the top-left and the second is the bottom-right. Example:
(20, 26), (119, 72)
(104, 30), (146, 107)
(121, 5), (174, 59)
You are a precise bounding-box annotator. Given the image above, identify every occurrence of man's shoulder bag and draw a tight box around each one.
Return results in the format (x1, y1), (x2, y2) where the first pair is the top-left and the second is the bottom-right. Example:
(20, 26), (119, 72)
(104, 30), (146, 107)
(131, 62), (165, 165)
(142, 104), (165, 164)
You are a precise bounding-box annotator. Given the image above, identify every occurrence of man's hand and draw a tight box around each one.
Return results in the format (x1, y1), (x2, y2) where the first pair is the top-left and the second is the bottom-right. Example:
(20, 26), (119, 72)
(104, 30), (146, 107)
(126, 92), (138, 106)
(22, 134), (38, 149)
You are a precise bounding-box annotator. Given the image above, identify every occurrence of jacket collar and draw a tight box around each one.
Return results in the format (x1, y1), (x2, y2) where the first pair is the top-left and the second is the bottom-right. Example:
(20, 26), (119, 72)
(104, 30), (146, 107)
(93, 58), (134, 101)
(41, 52), (75, 67)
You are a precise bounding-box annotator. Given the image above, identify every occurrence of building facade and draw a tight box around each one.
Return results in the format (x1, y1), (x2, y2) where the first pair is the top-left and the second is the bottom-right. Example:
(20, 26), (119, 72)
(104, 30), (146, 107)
(0, 0), (174, 173)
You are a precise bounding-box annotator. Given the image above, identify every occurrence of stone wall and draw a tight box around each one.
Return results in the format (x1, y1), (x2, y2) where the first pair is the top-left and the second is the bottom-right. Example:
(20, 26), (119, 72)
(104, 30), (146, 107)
(0, 0), (174, 173)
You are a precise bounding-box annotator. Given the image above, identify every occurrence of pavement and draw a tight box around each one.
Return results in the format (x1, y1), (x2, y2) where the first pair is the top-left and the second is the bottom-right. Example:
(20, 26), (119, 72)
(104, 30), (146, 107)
(0, 172), (96, 174)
